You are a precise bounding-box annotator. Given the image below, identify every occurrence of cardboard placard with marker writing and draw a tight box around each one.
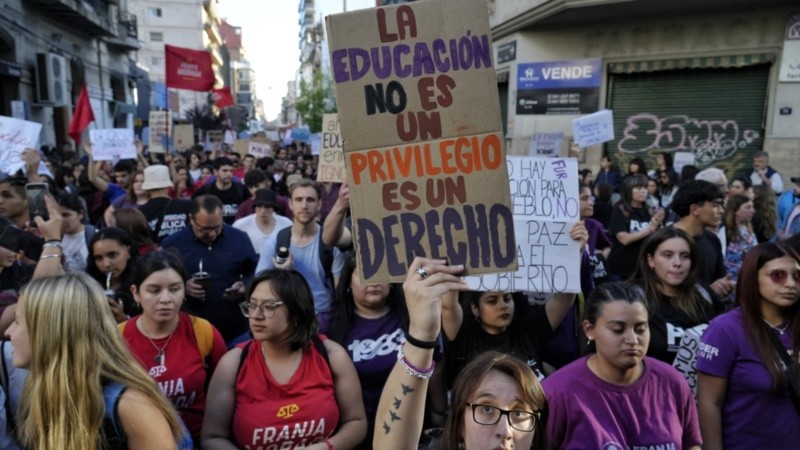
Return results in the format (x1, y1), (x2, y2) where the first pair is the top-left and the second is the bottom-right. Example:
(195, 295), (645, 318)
(327, 0), (516, 283)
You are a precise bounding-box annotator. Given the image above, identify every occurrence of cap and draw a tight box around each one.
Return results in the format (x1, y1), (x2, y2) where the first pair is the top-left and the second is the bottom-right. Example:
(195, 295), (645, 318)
(141, 165), (172, 190)
(253, 188), (277, 208)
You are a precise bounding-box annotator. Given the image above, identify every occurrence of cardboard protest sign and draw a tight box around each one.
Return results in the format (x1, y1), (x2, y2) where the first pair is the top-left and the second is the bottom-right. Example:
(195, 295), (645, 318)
(529, 132), (564, 157)
(148, 111), (172, 153)
(573, 109), (614, 148)
(248, 139), (272, 158)
(0, 116), (41, 175)
(173, 124), (194, 149)
(207, 130), (223, 143)
(466, 156), (581, 293)
(89, 129), (136, 161)
(317, 114), (346, 183)
(327, 0), (516, 283)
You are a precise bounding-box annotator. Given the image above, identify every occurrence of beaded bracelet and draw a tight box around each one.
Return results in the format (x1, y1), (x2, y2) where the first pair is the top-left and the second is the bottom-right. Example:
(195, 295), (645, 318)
(397, 342), (435, 380)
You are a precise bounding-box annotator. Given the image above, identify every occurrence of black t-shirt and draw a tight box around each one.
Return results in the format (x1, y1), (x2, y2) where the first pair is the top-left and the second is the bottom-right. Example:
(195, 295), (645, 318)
(607, 204), (651, 277)
(139, 197), (191, 243)
(445, 308), (551, 385)
(692, 229), (726, 285)
(193, 182), (249, 224)
(647, 288), (716, 364)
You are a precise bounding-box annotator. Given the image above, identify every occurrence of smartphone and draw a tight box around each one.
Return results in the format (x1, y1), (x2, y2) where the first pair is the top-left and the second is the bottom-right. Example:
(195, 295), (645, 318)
(25, 183), (50, 226)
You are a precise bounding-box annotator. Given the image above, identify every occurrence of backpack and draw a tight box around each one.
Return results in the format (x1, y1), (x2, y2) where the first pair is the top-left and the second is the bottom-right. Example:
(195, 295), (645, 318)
(275, 226), (335, 288)
(119, 316), (215, 388)
(102, 381), (193, 449)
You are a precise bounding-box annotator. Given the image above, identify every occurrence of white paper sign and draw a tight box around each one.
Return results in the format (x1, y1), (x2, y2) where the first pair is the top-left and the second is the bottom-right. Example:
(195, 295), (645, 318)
(779, 40), (800, 82)
(248, 141), (272, 158)
(529, 132), (564, 157)
(309, 133), (322, 156)
(673, 152), (695, 175)
(466, 156), (581, 293)
(0, 115), (42, 175)
(89, 129), (136, 161)
(149, 111), (171, 153)
(573, 109), (614, 147)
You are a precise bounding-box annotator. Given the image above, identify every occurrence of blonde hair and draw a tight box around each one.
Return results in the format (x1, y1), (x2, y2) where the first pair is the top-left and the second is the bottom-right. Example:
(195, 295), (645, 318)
(17, 272), (183, 449)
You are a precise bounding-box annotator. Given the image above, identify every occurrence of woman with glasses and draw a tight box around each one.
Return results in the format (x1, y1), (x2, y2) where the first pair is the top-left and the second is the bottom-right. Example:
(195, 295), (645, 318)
(543, 282), (702, 449)
(202, 269), (367, 450)
(697, 243), (800, 449)
(374, 258), (546, 450)
(119, 250), (226, 443)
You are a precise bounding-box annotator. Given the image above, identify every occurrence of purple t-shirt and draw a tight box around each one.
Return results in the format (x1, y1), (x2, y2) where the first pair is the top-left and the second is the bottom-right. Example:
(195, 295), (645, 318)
(343, 312), (406, 424)
(543, 356), (702, 449)
(697, 308), (800, 449)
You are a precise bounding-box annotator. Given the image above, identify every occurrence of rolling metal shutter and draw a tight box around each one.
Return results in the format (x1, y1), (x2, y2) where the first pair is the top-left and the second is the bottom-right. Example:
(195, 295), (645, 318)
(605, 56), (772, 177)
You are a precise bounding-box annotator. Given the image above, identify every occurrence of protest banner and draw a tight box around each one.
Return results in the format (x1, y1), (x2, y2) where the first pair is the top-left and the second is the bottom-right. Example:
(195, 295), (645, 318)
(148, 111), (172, 153)
(248, 139), (272, 158)
(573, 109), (614, 148)
(466, 156), (581, 293)
(89, 129), (136, 161)
(0, 115), (41, 175)
(173, 124), (194, 149)
(327, 0), (516, 283)
(317, 114), (346, 183)
(529, 132), (564, 157)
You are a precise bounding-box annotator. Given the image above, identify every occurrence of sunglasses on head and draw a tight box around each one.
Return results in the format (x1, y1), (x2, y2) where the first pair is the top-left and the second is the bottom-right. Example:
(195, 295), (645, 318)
(765, 269), (800, 285)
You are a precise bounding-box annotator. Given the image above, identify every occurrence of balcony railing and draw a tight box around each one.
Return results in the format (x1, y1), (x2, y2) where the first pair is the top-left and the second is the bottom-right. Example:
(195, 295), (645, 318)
(29, 0), (116, 37)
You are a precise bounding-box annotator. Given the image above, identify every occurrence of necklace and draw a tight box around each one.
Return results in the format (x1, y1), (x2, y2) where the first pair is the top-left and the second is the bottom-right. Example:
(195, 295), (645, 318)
(261, 343), (302, 382)
(762, 318), (791, 335)
(139, 319), (178, 366)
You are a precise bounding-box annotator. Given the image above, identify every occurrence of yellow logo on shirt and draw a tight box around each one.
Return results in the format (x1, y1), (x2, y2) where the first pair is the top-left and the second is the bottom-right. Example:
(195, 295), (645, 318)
(277, 404), (300, 419)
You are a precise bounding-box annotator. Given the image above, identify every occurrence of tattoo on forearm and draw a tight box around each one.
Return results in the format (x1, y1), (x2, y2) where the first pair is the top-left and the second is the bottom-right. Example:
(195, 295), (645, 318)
(383, 385), (415, 435)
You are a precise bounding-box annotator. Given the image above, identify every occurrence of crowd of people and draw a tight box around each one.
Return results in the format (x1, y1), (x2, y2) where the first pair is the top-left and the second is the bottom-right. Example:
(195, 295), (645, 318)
(0, 139), (796, 449)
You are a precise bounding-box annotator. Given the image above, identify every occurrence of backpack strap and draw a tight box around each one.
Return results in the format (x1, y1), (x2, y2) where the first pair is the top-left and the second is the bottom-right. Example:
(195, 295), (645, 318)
(236, 338), (331, 376)
(236, 341), (253, 376)
(0, 341), (14, 433)
(191, 316), (215, 391)
(276, 226), (335, 288)
(317, 229), (335, 289)
(102, 381), (128, 446)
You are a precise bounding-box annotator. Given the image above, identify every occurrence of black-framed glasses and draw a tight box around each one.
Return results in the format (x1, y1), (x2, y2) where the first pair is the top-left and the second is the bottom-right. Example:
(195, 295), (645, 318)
(764, 270), (800, 285)
(239, 301), (284, 318)
(465, 403), (539, 432)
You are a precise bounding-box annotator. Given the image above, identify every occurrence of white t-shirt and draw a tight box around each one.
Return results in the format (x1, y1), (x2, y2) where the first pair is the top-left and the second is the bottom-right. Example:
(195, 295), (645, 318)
(62, 229), (88, 272)
(232, 213), (292, 255)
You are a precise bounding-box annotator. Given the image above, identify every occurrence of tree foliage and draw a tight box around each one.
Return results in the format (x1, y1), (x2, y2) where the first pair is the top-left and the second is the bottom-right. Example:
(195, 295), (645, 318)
(295, 72), (336, 133)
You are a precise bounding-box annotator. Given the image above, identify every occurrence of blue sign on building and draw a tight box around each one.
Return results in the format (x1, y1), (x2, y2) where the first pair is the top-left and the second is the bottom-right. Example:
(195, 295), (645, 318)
(517, 59), (602, 115)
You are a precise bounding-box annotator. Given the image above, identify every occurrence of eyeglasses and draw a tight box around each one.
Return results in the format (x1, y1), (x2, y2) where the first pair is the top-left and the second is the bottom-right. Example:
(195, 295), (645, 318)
(239, 301), (284, 318)
(764, 270), (800, 285)
(465, 403), (539, 432)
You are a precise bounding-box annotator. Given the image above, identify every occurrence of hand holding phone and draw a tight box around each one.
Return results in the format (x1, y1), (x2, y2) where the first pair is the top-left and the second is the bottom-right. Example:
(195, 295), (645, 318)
(25, 183), (50, 226)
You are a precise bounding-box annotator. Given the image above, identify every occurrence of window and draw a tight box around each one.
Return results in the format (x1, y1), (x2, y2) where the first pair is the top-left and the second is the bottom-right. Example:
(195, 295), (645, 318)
(147, 7), (162, 17)
(151, 56), (163, 66)
(149, 32), (163, 42)
(239, 83), (250, 91)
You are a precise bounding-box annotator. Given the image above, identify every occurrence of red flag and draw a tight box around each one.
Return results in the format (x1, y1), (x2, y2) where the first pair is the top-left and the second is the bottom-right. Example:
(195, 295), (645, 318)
(211, 87), (235, 108)
(165, 45), (215, 92)
(67, 84), (94, 144)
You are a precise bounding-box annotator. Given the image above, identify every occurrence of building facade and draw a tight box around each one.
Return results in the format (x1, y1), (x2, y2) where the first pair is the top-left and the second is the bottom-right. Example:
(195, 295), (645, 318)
(490, 0), (799, 183)
(129, 0), (224, 120)
(0, 0), (139, 149)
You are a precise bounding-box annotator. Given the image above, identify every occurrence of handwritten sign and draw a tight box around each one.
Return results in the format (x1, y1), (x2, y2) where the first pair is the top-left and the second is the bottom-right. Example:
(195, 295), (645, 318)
(317, 114), (346, 183)
(466, 156), (580, 293)
(573, 109), (614, 148)
(173, 124), (194, 149)
(0, 116), (42, 175)
(149, 111), (172, 153)
(89, 129), (136, 161)
(248, 140), (272, 158)
(327, 0), (516, 283)
(529, 132), (564, 157)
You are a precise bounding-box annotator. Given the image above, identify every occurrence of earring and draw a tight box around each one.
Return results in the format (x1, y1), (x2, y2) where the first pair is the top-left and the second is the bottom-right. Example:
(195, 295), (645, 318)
(458, 443), (465, 450)
(587, 336), (594, 345)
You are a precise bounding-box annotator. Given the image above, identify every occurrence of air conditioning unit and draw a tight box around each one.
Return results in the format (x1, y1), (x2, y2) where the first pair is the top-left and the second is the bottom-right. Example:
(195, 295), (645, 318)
(36, 53), (70, 106)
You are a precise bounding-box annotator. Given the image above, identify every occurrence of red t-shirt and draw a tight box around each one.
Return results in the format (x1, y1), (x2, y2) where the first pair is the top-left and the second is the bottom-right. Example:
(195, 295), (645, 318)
(122, 312), (226, 438)
(232, 337), (340, 449)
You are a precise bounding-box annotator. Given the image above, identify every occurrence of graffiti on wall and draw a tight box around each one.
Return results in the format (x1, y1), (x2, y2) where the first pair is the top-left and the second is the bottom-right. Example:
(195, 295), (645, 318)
(617, 113), (760, 165)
